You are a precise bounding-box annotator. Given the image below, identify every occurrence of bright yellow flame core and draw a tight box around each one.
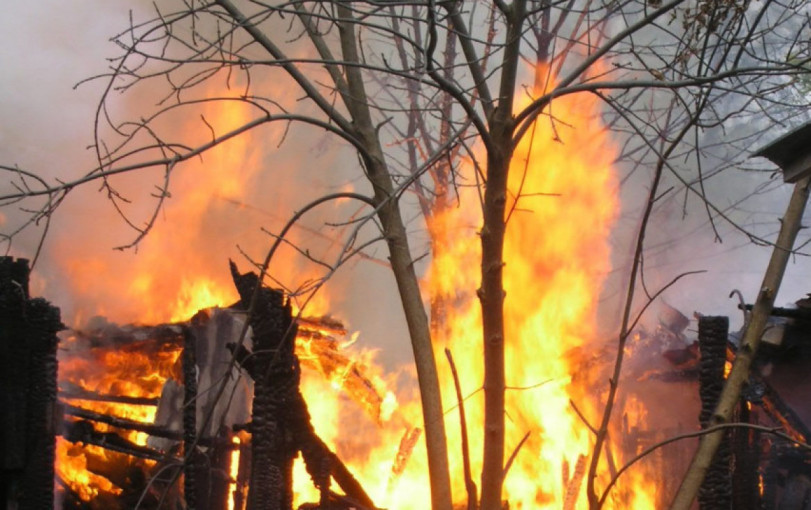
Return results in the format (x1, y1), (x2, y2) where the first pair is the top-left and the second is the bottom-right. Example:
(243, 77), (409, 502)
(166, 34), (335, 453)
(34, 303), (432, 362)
(424, 63), (657, 508)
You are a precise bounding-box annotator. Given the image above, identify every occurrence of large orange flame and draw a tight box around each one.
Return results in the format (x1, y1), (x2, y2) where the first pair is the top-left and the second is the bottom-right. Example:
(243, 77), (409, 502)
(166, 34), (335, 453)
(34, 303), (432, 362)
(54, 62), (662, 509)
(425, 63), (656, 508)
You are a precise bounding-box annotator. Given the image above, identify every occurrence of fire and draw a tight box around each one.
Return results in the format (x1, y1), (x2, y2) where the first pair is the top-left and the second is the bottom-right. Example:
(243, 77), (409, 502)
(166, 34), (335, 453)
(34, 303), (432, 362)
(229, 436), (241, 510)
(57, 331), (180, 501)
(56, 442), (122, 501)
(425, 63), (656, 508)
(53, 59), (665, 509)
(53, 89), (338, 504)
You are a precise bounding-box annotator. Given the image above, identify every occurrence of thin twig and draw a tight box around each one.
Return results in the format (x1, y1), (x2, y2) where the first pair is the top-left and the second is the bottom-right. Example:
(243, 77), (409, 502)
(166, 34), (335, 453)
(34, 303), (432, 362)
(445, 348), (478, 510)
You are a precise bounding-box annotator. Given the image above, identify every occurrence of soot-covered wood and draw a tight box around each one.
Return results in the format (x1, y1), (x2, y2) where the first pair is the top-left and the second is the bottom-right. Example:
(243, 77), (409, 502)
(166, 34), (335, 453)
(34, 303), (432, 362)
(229, 261), (375, 510)
(697, 316), (731, 510)
(0, 256), (63, 510)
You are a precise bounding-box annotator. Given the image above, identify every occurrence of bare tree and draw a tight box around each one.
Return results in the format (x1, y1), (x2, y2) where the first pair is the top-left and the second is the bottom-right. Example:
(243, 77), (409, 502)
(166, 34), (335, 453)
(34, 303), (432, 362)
(2, 0), (811, 509)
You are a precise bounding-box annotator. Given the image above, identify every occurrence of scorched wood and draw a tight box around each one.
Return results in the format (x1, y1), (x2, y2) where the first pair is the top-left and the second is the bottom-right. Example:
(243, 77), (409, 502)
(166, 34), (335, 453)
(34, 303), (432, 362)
(61, 420), (166, 462)
(697, 316), (732, 510)
(62, 403), (184, 441)
(58, 382), (160, 406)
(229, 261), (376, 510)
(230, 261), (299, 510)
(0, 257), (63, 510)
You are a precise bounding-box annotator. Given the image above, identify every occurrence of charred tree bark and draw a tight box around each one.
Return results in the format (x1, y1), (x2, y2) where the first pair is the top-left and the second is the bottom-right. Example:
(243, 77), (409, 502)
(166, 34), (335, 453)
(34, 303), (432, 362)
(697, 316), (731, 510)
(0, 256), (63, 510)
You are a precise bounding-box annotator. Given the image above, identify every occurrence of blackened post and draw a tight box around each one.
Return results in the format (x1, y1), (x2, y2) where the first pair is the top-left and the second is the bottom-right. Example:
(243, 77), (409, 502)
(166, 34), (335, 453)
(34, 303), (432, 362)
(230, 261), (299, 510)
(731, 402), (760, 510)
(229, 260), (376, 510)
(183, 326), (199, 510)
(697, 316), (731, 510)
(0, 257), (63, 510)
(209, 428), (235, 510)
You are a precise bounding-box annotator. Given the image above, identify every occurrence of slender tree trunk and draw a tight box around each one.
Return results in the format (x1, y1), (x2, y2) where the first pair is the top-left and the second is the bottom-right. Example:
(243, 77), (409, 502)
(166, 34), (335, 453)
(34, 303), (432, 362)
(335, 7), (453, 510)
(670, 176), (811, 510)
(479, 3), (526, 507)
(479, 143), (510, 510)
(372, 161), (453, 510)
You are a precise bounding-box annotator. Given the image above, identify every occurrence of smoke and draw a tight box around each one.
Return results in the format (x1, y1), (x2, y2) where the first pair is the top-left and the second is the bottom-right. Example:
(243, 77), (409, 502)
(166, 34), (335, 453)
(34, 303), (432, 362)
(1, 2), (415, 369)
(599, 147), (811, 346)
(4, 2), (811, 372)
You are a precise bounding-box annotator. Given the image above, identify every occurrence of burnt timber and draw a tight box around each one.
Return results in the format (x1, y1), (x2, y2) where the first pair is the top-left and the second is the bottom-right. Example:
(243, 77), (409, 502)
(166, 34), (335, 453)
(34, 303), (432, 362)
(697, 316), (732, 509)
(0, 257), (64, 510)
(229, 261), (376, 510)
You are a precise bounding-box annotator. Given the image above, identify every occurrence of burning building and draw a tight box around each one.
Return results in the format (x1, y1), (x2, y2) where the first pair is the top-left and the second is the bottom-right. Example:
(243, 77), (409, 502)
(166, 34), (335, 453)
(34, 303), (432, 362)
(2, 3), (810, 508)
(3, 63), (689, 508)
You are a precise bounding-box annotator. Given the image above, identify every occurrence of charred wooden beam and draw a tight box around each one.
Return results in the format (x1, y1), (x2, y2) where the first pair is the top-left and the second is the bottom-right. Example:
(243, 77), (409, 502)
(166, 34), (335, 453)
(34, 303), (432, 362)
(62, 403), (185, 440)
(228, 357), (376, 509)
(59, 393), (159, 407)
(697, 316), (732, 510)
(724, 344), (811, 442)
(296, 315), (347, 336)
(749, 370), (810, 445)
(760, 385), (810, 443)
(1, 256), (63, 510)
(731, 402), (760, 510)
(62, 419), (167, 462)
(299, 431), (376, 510)
(65, 321), (184, 350)
(61, 403), (231, 449)
(388, 427), (421, 494)
(58, 383), (160, 406)
(1, 257), (31, 506)
(231, 261), (299, 510)
(234, 416), (376, 508)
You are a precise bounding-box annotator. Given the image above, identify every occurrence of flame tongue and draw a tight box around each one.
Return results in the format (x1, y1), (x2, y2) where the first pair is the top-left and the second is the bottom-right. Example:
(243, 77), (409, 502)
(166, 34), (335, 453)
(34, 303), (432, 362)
(425, 63), (661, 508)
(501, 67), (619, 506)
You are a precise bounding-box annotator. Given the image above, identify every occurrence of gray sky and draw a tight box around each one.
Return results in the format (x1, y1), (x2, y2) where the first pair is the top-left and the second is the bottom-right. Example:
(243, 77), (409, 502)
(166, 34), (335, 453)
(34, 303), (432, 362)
(0, 2), (419, 369)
